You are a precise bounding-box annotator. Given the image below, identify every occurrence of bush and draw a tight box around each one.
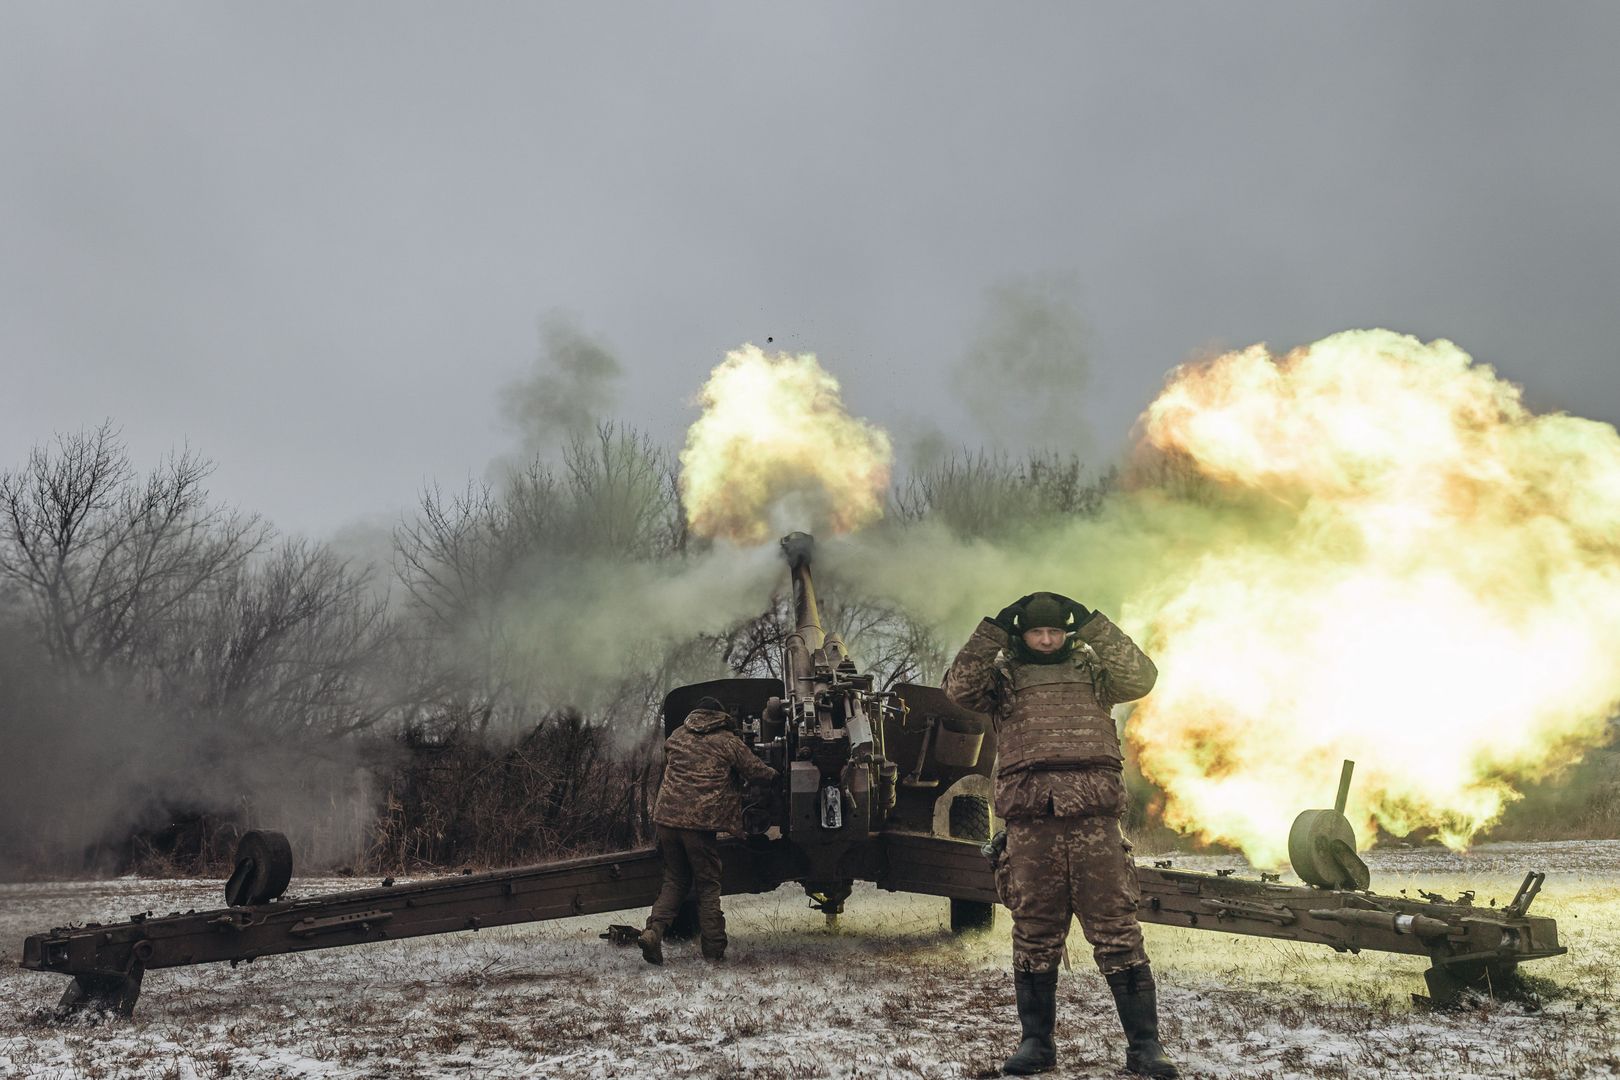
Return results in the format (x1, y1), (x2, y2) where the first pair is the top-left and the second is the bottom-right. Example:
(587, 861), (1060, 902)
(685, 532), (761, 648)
(366, 712), (658, 871)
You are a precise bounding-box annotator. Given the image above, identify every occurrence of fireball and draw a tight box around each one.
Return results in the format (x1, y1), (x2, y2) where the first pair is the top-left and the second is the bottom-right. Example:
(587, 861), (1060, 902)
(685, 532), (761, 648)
(1127, 329), (1620, 863)
(680, 344), (892, 545)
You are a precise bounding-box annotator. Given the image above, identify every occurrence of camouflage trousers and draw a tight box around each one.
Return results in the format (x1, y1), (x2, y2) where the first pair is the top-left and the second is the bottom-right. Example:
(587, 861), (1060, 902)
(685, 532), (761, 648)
(646, 825), (726, 957)
(996, 814), (1147, 975)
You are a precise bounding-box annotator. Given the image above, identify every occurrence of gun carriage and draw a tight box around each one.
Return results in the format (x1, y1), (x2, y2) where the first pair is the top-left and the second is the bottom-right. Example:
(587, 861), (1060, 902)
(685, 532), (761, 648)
(18, 534), (1566, 1017)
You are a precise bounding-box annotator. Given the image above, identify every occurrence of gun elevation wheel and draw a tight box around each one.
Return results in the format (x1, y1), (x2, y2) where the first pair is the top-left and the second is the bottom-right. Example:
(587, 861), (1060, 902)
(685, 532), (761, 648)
(224, 830), (293, 907)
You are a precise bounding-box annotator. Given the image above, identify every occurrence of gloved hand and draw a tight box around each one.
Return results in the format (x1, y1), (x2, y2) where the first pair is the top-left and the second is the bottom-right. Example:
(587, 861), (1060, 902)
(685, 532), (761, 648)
(1050, 593), (1093, 626)
(990, 594), (1035, 635)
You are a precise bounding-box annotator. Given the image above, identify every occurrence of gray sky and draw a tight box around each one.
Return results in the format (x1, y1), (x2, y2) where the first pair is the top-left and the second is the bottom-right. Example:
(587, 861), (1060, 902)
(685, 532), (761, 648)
(4, 3), (1618, 537)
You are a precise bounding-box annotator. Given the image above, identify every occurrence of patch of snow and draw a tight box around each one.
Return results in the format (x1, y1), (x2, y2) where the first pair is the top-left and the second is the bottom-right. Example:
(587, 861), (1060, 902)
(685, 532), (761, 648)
(2, 841), (1615, 1078)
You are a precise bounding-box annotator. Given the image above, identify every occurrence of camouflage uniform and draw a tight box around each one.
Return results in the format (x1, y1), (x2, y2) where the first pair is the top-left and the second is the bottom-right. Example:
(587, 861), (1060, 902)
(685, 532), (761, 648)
(644, 707), (777, 958)
(943, 612), (1157, 974)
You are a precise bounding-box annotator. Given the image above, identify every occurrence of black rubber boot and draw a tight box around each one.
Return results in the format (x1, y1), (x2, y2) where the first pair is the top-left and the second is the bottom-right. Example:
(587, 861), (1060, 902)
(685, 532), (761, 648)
(1002, 968), (1058, 1075)
(1106, 964), (1178, 1078)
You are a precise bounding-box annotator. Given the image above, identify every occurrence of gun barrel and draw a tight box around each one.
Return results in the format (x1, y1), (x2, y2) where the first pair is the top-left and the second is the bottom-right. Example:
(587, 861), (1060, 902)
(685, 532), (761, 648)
(781, 532), (826, 653)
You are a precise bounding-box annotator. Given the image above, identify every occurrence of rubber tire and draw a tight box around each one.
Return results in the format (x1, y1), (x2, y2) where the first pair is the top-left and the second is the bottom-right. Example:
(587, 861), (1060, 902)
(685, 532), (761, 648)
(948, 794), (995, 933)
(224, 830), (293, 907)
(950, 793), (991, 841)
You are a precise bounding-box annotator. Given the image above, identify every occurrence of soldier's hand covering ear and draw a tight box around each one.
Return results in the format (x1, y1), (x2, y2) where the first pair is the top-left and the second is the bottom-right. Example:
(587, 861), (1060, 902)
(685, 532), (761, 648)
(991, 594), (1036, 635)
(1050, 593), (1093, 626)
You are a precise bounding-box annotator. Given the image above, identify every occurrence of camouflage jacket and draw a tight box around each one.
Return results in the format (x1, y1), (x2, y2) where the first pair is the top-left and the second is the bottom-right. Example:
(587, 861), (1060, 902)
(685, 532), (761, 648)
(943, 613), (1157, 820)
(652, 708), (778, 834)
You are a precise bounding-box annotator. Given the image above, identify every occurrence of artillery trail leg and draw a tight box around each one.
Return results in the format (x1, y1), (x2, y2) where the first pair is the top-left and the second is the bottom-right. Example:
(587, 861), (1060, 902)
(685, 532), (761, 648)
(56, 966), (145, 1020)
(1422, 958), (1527, 1007)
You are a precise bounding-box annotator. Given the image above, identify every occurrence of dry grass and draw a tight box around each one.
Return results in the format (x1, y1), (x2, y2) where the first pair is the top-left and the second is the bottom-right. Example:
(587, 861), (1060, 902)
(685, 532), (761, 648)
(2, 842), (1617, 1079)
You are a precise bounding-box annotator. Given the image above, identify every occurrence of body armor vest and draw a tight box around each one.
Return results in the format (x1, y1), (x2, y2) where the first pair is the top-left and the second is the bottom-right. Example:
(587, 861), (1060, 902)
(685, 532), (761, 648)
(995, 657), (1123, 775)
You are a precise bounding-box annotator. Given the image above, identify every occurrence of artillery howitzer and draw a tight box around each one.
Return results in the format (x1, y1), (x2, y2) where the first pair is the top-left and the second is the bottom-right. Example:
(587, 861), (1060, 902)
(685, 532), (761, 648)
(19, 533), (1566, 1017)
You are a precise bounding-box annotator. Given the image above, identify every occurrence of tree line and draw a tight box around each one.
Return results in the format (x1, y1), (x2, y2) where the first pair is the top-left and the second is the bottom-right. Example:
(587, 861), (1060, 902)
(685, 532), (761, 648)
(0, 422), (1115, 876)
(7, 424), (1604, 878)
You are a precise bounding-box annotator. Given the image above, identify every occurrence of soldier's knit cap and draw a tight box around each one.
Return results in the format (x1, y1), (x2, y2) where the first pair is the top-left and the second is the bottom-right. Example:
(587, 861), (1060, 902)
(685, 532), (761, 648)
(1019, 593), (1071, 632)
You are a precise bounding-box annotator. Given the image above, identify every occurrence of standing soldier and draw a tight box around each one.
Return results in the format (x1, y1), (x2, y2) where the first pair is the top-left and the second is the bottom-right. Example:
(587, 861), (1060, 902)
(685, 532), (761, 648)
(638, 696), (777, 965)
(944, 592), (1176, 1078)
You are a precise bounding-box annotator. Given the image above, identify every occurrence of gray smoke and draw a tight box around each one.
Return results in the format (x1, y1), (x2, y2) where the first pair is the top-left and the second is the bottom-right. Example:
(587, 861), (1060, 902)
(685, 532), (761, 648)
(0, 429), (394, 877)
(501, 315), (624, 457)
(951, 275), (1095, 455)
(482, 541), (786, 722)
(325, 512), (402, 604)
(0, 616), (379, 881)
(397, 424), (787, 745)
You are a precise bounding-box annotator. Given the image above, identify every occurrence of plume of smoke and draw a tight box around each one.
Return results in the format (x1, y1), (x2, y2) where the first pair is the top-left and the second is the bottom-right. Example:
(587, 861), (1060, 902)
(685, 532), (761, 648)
(487, 543), (786, 718)
(398, 426), (788, 741)
(0, 611), (380, 880)
(325, 512), (402, 604)
(427, 343), (899, 741)
(0, 428), (394, 875)
(405, 339), (906, 752)
(951, 275), (1094, 455)
(501, 315), (624, 457)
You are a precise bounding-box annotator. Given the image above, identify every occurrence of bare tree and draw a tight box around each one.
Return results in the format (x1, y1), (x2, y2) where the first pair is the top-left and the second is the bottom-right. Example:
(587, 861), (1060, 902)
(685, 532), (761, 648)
(394, 479), (513, 634)
(0, 423), (267, 676)
(167, 539), (398, 738)
(392, 424), (689, 737)
(0, 430), (401, 874)
(556, 425), (674, 559)
(381, 423), (727, 860)
(892, 451), (1112, 536)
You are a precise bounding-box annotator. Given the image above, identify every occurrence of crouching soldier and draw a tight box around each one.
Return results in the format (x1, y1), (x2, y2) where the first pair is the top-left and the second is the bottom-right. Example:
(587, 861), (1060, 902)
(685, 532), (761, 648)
(639, 697), (777, 965)
(944, 592), (1177, 1079)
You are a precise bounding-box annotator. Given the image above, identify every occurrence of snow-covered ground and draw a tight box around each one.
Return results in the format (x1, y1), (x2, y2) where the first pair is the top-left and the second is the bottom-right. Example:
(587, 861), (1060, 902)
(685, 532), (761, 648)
(3, 841), (1617, 1079)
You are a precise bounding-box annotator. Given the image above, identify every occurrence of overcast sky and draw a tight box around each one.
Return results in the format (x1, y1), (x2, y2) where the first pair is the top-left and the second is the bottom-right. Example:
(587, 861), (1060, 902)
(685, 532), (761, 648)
(4, 3), (1618, 538)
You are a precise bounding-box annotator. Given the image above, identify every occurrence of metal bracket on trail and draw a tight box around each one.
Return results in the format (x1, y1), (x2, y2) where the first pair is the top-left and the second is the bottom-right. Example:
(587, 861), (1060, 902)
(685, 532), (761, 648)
(1504, 871), (1546, 918)
(599, 924), (641, 946)
(15, 541), (1569, 1018)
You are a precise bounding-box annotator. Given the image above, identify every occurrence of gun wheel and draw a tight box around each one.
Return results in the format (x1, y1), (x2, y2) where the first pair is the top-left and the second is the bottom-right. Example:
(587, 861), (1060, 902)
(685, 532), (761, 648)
(224, 830), (293, 907)
(949, 794), (995, 933)
(949, 794), (991, 841)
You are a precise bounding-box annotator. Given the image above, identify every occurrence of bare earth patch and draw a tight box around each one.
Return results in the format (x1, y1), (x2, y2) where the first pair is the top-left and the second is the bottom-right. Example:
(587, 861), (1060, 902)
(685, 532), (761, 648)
(3, 841), (1617, 1079)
